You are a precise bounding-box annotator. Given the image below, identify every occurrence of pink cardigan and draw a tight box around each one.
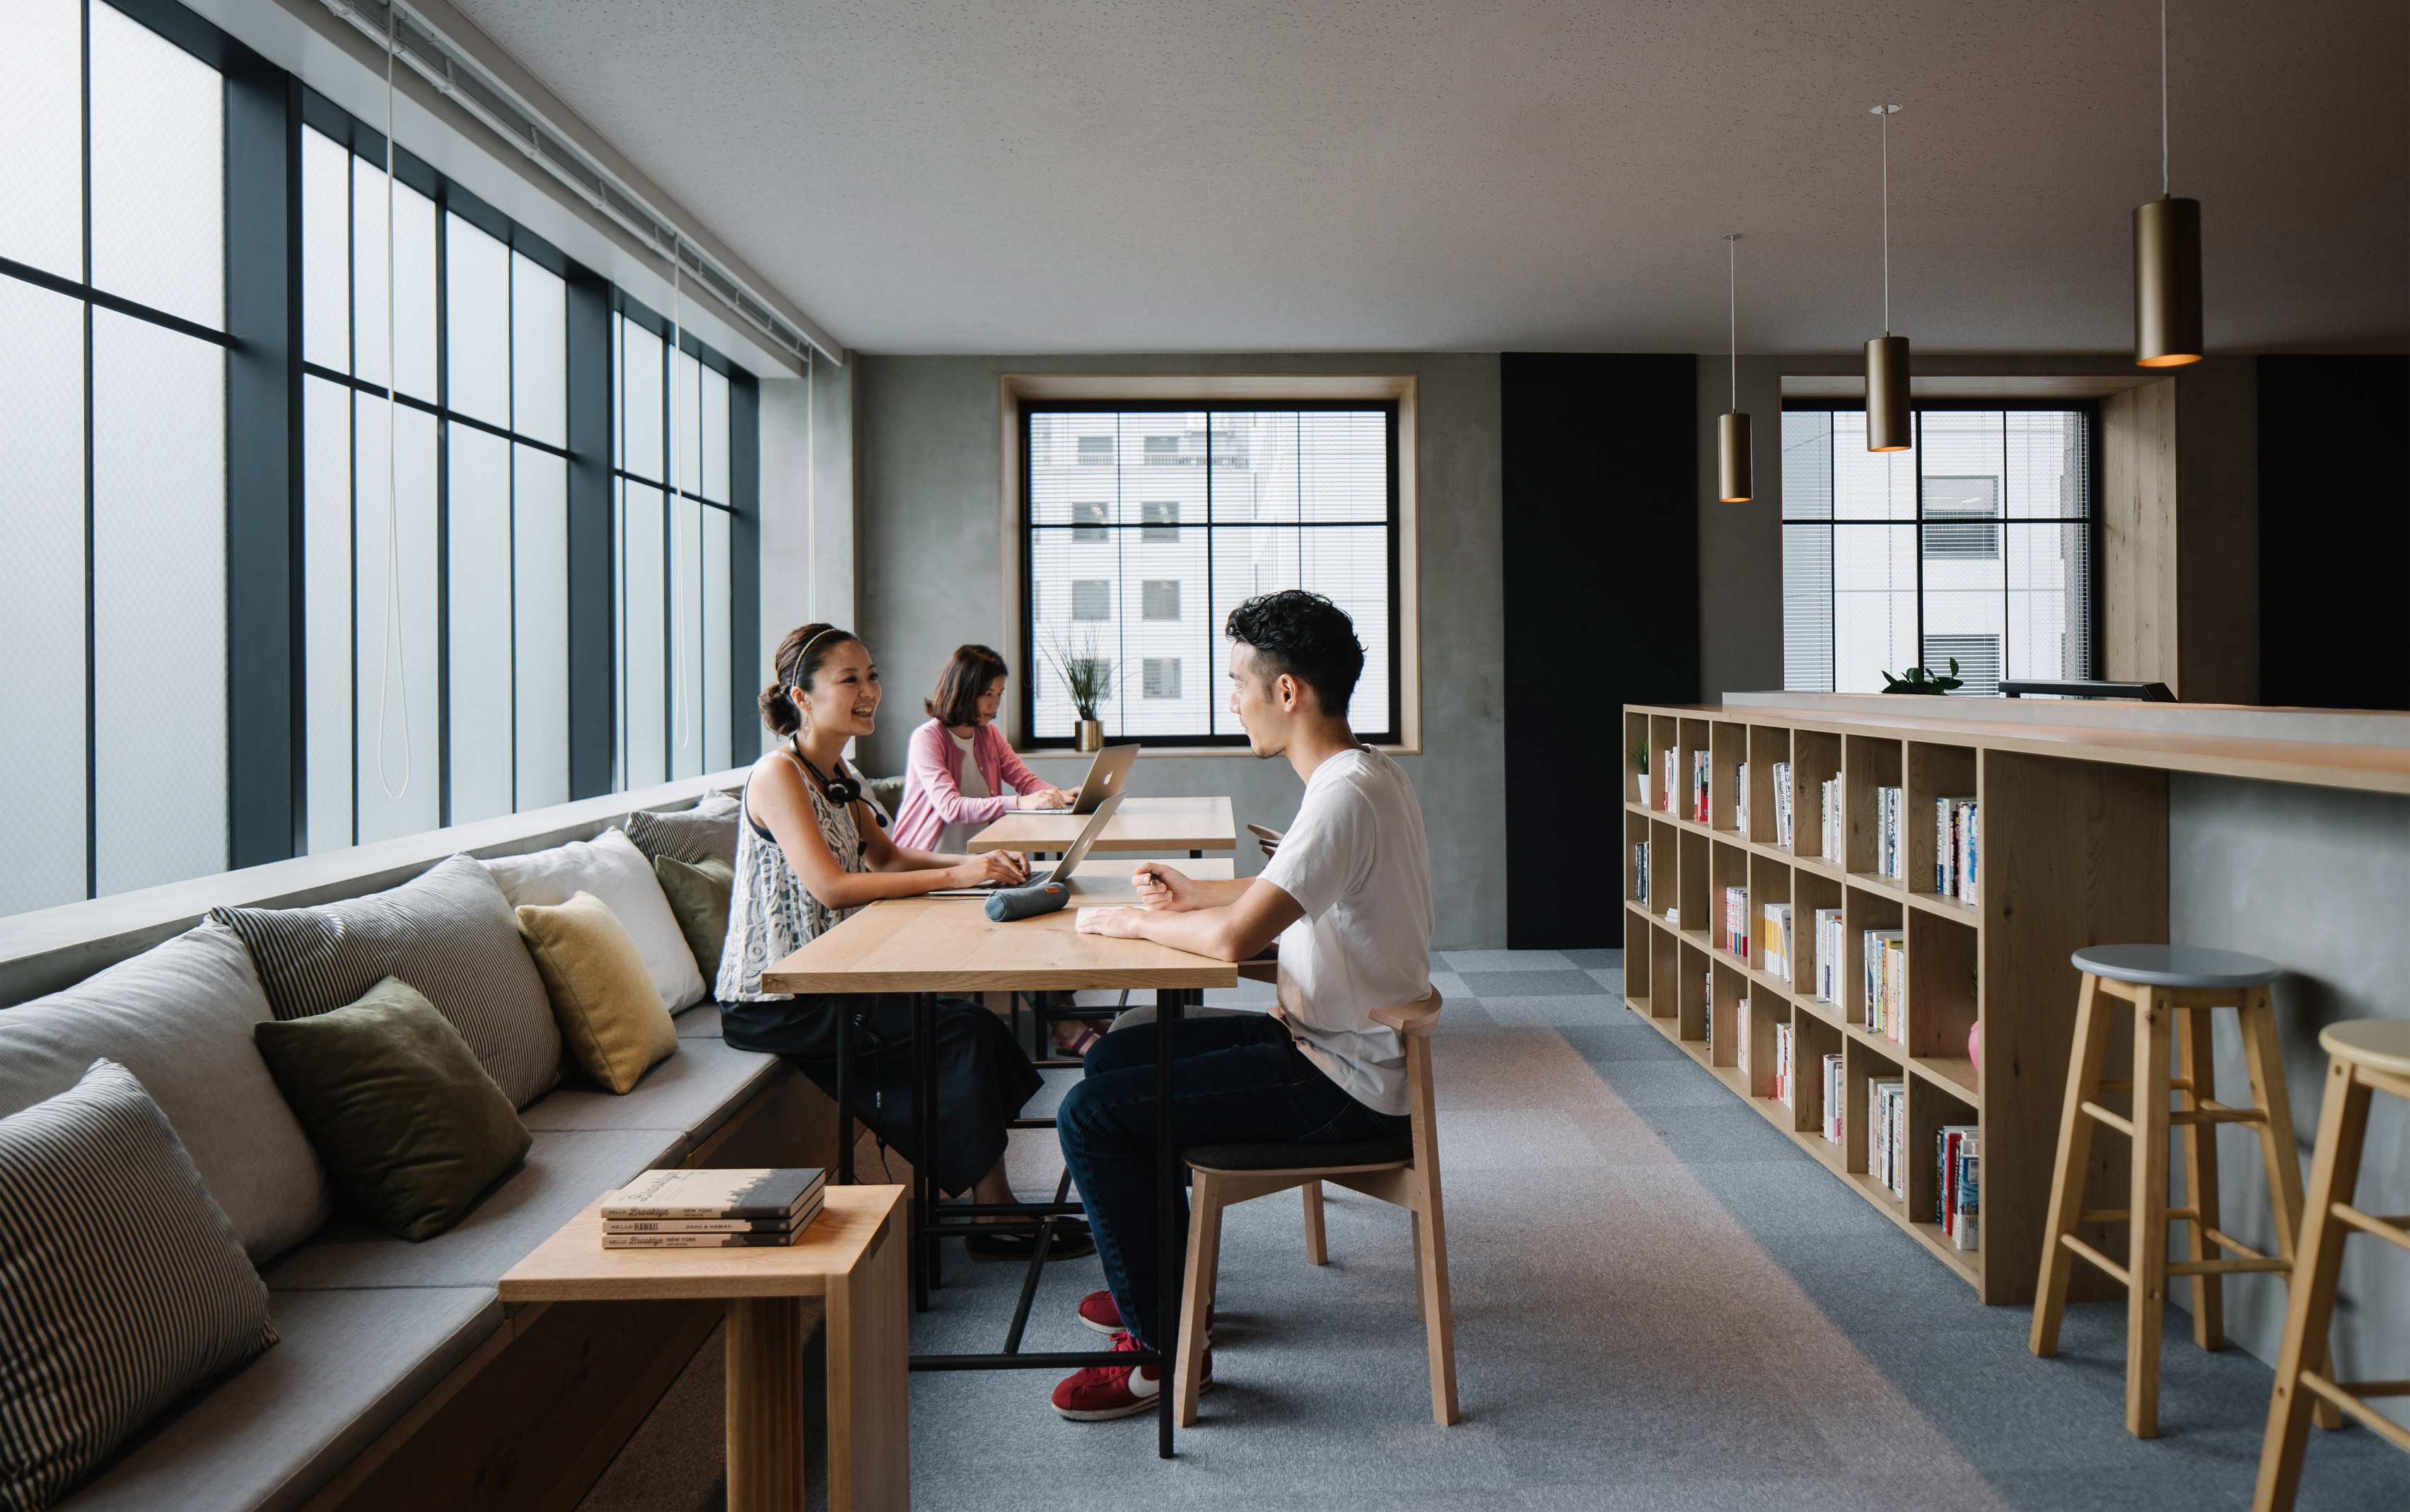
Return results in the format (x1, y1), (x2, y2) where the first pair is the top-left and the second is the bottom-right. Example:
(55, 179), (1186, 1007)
(890, 719), (1052, 850)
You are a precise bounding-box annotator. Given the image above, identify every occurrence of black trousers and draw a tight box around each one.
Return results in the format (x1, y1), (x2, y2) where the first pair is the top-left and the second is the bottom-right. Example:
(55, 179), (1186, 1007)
(718, 993), (1042, 1196)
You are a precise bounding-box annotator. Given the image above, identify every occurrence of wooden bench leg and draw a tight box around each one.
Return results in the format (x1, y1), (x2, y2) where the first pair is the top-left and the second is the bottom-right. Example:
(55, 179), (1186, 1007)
(1303, 1180), (1327, 1266)
(2177, 1002), (2225, 1351)
(2128, 991), (2172, 1438)
(1409, 1210), (1426, 1322)
(2033, 973), (2111, 1358)
(2254, 1059), (2370, 1511)
(1414, 1176), (1459, 1426)
(1175, 1172), (1225, 1428)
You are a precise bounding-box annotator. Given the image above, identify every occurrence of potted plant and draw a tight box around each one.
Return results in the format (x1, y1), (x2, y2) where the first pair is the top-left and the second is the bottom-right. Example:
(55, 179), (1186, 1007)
(1042, 629), (1115, 752)
(1880, 658), (1964, 694)
(1630, 741), (1651, 808)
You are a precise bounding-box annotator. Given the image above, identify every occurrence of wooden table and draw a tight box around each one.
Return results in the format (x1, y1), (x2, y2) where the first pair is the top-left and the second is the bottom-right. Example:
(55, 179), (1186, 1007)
(498, 1185), (908, 1512)
(1055, 857), (1233, 902)
(967, 795), (1235, 857)
(762, 898), (1235, 1459)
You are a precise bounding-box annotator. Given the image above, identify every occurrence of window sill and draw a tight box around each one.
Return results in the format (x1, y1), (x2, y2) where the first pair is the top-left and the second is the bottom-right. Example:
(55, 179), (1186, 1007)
(1011, 743), (1421, 760)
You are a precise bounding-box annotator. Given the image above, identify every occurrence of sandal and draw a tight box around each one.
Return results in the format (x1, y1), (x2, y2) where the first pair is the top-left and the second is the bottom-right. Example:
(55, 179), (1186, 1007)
(1053, 1024), (1103, 1059)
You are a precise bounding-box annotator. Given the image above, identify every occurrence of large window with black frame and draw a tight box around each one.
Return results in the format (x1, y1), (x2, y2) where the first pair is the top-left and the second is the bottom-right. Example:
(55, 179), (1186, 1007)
(1780, 406), (2097, 697)
(1020, 405), (1401, 746)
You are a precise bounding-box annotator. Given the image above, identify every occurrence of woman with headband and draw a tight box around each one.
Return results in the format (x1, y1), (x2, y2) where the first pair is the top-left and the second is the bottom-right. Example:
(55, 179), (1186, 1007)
(716, 622), (1089, 1262)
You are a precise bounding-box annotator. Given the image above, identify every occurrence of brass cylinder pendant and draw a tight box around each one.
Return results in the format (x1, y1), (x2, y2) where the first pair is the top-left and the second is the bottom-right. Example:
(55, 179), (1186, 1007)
(2134, 194), (2203, 366)
(1865, 335), (1911, 451)
(1718, 411), (1753, 502)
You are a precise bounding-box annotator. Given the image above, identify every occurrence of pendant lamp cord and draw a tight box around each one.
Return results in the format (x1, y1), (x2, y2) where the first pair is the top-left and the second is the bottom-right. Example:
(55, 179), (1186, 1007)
(1725, 233), (1739, 409)
(374, 0), (412, 802)
(1880, 105), (1891, 335)
(2160, 0), (2170, 195)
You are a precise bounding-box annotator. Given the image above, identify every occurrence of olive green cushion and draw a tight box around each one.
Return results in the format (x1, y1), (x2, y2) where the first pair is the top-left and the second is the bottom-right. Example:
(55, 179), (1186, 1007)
(252, 979), (531, 1243)
(653, 854), (735, 984)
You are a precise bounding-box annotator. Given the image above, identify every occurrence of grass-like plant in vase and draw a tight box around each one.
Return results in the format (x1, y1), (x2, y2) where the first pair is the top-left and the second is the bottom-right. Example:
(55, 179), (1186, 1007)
(1880, 658), (1964, 694)
(1042, 628), (1116, 752)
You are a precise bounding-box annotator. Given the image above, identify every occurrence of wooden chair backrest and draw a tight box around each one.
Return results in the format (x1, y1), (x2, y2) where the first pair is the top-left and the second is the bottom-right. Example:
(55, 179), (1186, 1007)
(1370, 988), (1443, 1039)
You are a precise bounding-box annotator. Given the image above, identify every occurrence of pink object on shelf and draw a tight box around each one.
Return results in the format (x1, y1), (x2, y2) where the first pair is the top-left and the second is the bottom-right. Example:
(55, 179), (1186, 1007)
(1968, 1021), (1981, 1071)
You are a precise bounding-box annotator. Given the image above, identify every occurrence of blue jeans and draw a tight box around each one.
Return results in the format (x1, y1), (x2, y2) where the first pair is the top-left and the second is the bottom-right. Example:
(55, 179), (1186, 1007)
(1056, 1013), (1407, 1350)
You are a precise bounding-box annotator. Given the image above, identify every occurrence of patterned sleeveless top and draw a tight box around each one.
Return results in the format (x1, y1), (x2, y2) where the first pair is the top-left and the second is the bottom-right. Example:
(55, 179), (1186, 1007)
(715, 748), (890, 1001)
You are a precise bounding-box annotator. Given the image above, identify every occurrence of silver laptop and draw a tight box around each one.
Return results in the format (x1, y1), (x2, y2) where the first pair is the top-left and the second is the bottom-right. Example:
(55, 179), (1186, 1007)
(1070, 744), (1139, 814)
(929, 793), (1124, 896)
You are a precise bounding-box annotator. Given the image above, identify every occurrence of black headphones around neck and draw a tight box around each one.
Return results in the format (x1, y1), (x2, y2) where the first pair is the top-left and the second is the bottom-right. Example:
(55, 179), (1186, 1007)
(791, 740), (886, 827)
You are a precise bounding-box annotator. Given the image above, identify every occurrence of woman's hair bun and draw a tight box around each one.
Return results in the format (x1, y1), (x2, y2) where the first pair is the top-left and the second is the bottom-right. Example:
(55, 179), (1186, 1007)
(760, 680), (801, 738)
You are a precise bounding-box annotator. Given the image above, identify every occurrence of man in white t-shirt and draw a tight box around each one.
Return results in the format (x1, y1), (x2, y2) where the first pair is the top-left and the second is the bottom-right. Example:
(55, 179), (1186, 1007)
(1049, 590), (1435, 1421)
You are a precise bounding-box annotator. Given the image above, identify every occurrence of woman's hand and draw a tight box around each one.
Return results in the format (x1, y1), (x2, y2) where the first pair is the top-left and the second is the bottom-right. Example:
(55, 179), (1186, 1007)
(948, 851), (1028, 889)
(1076, 907), (1146, 938)
(1131, 861), (1199, 912)
(1019, 786), (1074, 810)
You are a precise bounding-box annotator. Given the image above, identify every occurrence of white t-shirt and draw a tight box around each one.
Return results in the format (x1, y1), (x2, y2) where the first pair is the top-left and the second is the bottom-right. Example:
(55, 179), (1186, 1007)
(937, 728), (989, 854)
(1257, 746), (1434, 1116)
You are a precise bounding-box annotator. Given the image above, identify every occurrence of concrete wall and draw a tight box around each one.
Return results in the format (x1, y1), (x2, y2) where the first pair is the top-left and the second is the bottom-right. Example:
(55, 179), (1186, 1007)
(1695, 354), (1786, 701)
(2169, 774), (2410, 1419)
(847, 351), (1508, 949)
(757, 354), (858, 694)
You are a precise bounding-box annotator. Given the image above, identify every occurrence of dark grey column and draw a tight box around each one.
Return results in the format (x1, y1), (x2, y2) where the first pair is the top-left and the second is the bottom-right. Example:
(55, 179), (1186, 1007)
(730, 371), (761, 766)
(565, 269), (616, 798)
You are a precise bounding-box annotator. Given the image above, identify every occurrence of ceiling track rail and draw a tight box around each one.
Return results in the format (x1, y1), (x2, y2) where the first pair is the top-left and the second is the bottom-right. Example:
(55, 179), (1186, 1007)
(318, 0), (839, 366)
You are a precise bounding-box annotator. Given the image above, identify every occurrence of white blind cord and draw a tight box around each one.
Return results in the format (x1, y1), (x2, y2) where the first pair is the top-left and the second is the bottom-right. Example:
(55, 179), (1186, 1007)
(373, 1), (412, 801)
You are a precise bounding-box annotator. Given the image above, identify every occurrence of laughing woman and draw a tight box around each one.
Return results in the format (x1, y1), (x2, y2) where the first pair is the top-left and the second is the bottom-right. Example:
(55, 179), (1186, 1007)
(716, 622), (1090, 1261)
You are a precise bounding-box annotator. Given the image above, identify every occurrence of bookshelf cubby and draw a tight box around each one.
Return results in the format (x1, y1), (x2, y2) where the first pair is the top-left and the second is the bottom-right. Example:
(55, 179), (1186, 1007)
(1622, 701), (2171, 1304)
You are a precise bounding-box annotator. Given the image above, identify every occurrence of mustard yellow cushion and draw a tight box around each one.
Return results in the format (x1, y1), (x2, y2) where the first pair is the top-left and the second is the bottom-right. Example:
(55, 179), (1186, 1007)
(514, 892), (677, 1094)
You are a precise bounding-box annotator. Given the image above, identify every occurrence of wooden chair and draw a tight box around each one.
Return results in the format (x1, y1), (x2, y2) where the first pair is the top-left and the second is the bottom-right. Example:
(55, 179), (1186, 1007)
(2254, 1019), (2410, 1511)
(1171, 989), (1457, 1427)
(2030, 945), (2315, 1438)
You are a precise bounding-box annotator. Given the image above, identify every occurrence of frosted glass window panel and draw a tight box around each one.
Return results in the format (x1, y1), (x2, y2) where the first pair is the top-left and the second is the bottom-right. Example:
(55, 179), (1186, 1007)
(354, 397), (441, 844)
(1779, 412), (1834, 521)
(1029, 529), (1122, 739)
(1291, 411), (1387, 523)
(0, 278), (89, 912)
(1782, 523), (1834, 692)
(1297, 526), (1392, 730)
(1027, 412), (1141, 525)
(670, 347), (703, 499)
(446, 426), (513, 824)
(88, 2), (222, 329)
(702, 367), (730, 504)
(2008, 523), (2092, 681)
(91, 311), (225, 894)
(1118, 530), (1207, 738)
(303, 376), (354, 853)
(1214, 412), (1296, 525)
(511, 255), (566, 448)
(1831, 525), (1917, 694)
(621, 481), (667, 786)
(1830, 412), (1916, 521)
(301, 127), (352, 373)
(350, 155), (389, 385)
(669, 496), (705, 781)
(444, 214), (511, 429)
(0, 0), (84, 281)
(512, 446), (570, 810)
(390, 182), (437, 402)
(1920, 527), (2005, 695)
(2006, 410), (2090, 519)
(703, 506), (731, 772)
(619, 317), (663, 482)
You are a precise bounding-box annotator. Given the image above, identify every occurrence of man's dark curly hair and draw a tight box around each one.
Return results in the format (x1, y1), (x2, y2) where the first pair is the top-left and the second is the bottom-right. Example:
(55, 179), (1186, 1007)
(1224, 589), (1363, 718)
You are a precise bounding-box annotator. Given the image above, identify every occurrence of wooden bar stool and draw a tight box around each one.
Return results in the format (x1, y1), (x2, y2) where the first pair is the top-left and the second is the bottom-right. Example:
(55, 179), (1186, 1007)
(2030, 945), (2310, 1438)
(2254, 1019), (2410, 1510)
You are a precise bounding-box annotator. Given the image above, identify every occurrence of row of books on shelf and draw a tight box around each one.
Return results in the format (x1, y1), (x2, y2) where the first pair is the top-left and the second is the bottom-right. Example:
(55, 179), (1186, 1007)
(1872, 786), (1904, 879)
(1820, 777), (1842, 863)
(1632, 841), (1650, 907)
(1864, 928), (1906, 1043)
(1636, 759), (1981, 905)
(1939, 1127), (1980, 1250)
(1870, 1080), (1907, 1200)
(1736, 999), (1795, 1106)
(1936, 798), (1979, 903)
(1731, 762), (1800, 849)
(1657, 748), (1714, 822)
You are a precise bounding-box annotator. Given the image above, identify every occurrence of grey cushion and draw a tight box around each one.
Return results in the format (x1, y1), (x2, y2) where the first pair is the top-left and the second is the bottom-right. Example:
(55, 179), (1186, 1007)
(619, 792), (740, 868)
(520, 1037), (781, 1147)
(212, 855), (562, 1110)
(0, 922), (331, 1262)
(1, 1060), (279, 1512)
(1185, 1133), (1413, 1171)
(674, 1001), (724, 1037)
(59, 1286), (501, 1512)
(261, 1129), (687, 1291)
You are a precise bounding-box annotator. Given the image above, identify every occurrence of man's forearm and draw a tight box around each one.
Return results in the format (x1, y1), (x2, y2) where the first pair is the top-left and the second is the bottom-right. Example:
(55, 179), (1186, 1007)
(1181, 877), (1253, 906)
(1130, 902), (1255, 963)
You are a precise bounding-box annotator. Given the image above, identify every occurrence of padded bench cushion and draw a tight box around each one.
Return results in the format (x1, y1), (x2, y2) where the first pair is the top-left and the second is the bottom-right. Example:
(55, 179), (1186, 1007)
(520, 1035), (781, 1144)
(59, 1285), (501, 1512)
(1185, 1132), (1413, 1172)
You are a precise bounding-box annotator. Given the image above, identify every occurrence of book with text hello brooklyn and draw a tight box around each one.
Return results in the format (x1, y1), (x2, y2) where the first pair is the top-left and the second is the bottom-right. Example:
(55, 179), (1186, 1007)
(599, 1168), (825, 1249)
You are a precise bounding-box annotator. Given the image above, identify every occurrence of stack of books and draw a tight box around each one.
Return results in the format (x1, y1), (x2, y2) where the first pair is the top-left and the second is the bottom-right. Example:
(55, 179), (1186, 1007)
(1633, 841), (1650, 906)
(1760, 902), (1793, 980)
(1660, 749), (1677, 813)
(1937, 1127), (1979, 1250)
(1822, 1054), (1845, 1141)
(1870, 1080), (1907, 1200)
(1769, 761), (1794, 848)
(1723, 886), (1750, 958)
(1935, 799), (1979, 903)
(1814, 908), (1844, 1001)
(1771, 1018), (1794, 1106)
(1691, 750), (1711, 822)
(1863, 929), (1906, 1041)
(1820, 778), (1842, 863)
(1874, 786), (1904, 878)
(601, 1168), (827, 1250)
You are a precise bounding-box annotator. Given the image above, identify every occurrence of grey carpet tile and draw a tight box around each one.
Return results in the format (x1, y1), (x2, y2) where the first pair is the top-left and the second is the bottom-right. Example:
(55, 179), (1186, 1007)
(1584, 965), (1626, 993)
(1454, 969), (1609, 999)
(1548, 1020), (1695, 1064)
(1477, 995), (1634, 1028)
(1440, 949), (1573, 972)
(1558, 948), (1626, 972)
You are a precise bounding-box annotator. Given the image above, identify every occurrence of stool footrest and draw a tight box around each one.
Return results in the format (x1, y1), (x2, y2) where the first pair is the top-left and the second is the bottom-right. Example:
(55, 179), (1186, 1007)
(2169, 1106), (2267, 1125)
(2333, 1204), (2410, 1255)
(2300, 1373), (2410, 1455)
(2166, 1256), (2291, 1277)
(2097, 1078), (2196, 1093)
(2199, 1227), (2272, 1263)
(2337, 1380), (2410, 1398)
(2079, 1207), (2202, 1224)
(2059, 1233), (2131, 1286)
(2080, 1101), (2136, 1136)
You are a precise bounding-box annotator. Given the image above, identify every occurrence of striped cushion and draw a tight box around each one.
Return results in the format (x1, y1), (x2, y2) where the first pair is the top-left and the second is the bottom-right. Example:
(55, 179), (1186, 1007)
(210, 856), (561, 1109)
(0, 1059), (276, 1511)
(620, 793), (740, 868)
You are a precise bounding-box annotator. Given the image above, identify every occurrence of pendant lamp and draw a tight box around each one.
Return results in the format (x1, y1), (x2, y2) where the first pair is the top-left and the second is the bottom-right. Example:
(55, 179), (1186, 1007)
(1718, 233), (1752, 502)
(1865, 104), (1911, 452)
(2134, 0), (2203, 366)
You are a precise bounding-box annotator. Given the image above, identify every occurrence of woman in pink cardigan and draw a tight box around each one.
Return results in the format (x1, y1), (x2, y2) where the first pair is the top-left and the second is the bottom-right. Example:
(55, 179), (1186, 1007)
(892, 645), (1078, 855)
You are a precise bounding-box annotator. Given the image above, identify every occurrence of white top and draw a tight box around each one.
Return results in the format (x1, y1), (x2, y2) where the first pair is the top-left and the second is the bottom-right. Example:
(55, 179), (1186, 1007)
(937, 728), (990, 854)
(1258, 746), (1434, 1116)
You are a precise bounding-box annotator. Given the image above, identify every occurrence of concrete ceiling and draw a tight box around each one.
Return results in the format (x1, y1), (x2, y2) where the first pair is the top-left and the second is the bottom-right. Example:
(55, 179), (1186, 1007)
(448, 0), (2407, 357)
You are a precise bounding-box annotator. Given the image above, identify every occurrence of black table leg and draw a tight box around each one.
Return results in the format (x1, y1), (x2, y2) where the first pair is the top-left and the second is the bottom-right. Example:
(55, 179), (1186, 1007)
(835, 1004), (855, 1186)
(1155, 986), (1184, 1459)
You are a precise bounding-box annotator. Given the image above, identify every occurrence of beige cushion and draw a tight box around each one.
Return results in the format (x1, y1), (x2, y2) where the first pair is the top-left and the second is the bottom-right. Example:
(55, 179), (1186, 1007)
(484, 829), (706, 1013)
(654, 854), (735, 984)
(516, 892), (679, 1095)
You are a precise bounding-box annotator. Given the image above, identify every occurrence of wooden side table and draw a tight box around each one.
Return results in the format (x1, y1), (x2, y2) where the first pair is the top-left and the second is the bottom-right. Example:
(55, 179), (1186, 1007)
(499, 1184), (909, 1512)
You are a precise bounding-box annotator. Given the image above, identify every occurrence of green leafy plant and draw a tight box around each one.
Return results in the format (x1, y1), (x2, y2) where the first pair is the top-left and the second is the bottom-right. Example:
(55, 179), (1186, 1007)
(1880, 658), (1964, 694)
(1041, 627), (1114, 722)
(1629, 741), (1649, 772)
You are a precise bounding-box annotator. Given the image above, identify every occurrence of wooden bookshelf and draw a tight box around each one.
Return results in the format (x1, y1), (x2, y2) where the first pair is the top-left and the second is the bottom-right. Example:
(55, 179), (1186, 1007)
(1624, 702), (2169, 1305)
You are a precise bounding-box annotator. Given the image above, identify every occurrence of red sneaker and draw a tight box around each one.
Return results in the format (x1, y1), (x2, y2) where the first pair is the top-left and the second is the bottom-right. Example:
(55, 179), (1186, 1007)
(1076, 1289), (1210, 1340)
(1050, 1330), (1209, 1421)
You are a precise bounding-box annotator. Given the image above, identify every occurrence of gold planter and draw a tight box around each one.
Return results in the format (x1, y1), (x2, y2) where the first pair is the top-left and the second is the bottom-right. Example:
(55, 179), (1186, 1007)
(1076, 719), (1104, 752)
